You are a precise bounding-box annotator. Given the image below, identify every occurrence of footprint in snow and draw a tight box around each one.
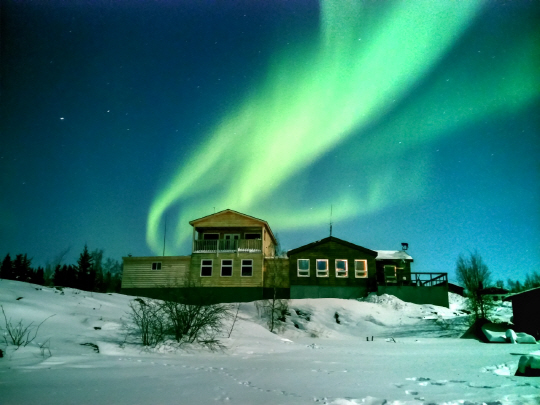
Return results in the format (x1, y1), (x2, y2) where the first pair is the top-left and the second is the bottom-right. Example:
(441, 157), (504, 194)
(405, 390), (418, 395)
(467, 382), (500, 389)
(430, 380), (448, 386)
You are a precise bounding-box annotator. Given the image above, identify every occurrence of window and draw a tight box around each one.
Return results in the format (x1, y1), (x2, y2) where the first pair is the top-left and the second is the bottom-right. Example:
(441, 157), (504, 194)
(298, 259), (309, 277)
(335, 259), (348, 277)
(384, 265), (397, 282)
(355, 260), (368, 278)
(203, 233), (219, 240)
(200, 259), (212, 277)
(221, 259), (233, 277)
(241, 259), (253, 277)
(244, 233), (261, 240)
(316, 259), (329, 277)
(151, 262), (161, 270)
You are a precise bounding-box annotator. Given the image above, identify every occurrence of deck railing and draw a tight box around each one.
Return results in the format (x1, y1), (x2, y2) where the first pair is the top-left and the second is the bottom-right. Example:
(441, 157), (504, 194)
(381, 271), (448, 287)
(193, 239), (262, 253)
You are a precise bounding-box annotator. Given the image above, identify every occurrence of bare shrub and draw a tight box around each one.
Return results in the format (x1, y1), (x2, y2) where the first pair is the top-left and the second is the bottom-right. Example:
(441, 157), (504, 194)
(127, 298), (167, 347)
(160, 298), (231, 344)
(0, 305), (54, 347)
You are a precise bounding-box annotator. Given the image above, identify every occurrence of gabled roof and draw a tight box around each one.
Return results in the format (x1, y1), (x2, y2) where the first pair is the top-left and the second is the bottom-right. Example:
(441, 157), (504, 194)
(287, 236), (378, 257)
(375, 250), (414, 261)
(189, 209), (277, 244)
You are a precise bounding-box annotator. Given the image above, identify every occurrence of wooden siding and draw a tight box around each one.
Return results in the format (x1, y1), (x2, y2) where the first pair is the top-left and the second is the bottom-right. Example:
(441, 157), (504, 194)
(189, 253), (264, 287)
(122, 256), (190, 288)
(262, 228), (275, 257)
(288, 240), (377, 288)
(376, 259), (412, 284)
(192, 211), (265, 228)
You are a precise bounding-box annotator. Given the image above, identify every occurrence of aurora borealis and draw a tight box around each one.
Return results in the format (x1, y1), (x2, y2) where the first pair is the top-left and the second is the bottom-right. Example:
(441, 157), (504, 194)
(2, 0), (539, 283)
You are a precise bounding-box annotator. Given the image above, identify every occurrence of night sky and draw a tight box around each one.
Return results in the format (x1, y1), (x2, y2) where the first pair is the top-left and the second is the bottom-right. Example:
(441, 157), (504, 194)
(1, 0), (539, 284)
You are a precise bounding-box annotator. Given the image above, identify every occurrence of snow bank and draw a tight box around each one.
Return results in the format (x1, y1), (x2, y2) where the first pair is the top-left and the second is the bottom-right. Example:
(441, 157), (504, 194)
(2, 280), (539, 405)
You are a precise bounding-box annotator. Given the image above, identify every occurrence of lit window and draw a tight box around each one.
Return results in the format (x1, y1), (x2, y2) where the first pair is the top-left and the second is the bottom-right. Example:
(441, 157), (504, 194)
(151, 262), (161, 270)
(241, 259), (253, 277)
(384, 265), (397, 282)
(355, 260), (367, 278)
(201, 259), (212, 277)
(221, 259), (233, 277)
(298, 259), (309, 277)
(335, 259), (348, 277)
(316, 259), (329, 277)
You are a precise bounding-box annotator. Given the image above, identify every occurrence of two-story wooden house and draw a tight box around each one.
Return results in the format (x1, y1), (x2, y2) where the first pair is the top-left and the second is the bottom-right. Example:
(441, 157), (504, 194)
(121, 209), (289, 303)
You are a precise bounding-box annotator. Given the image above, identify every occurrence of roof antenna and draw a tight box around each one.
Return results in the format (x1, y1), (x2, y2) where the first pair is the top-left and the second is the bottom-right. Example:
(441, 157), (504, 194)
(329, 205), (333, 237)
(162, 215), (167, 256)
(214, 207), (216, 213)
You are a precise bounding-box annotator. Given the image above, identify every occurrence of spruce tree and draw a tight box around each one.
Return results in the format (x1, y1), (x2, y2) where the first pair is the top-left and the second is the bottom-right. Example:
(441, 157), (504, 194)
(34, 267), (45, 285)
(77, 245), (94, 291)
(12, 254), (33, 282)
(0, 254), (13, 279)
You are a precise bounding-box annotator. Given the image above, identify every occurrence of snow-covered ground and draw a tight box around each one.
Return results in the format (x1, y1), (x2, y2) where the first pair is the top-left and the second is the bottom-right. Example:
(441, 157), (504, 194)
(0, 280), (538, 405)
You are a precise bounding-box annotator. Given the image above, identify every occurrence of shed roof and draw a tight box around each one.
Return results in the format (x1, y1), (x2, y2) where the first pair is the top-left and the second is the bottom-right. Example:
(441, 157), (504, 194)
(287, 236), (378, 257)
(375, 250), (414, 261)
(503, 286), (540, 301)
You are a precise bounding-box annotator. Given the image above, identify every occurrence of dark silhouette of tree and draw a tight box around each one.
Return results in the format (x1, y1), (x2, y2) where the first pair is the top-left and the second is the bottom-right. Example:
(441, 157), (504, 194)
(0, 254), (13, 279)
(12, 254), (33, 282)
(91, 249), (104, 292)
(76, 245), (95, 291)
(102, 257), (123, 292)
(33, 267), (45, 285)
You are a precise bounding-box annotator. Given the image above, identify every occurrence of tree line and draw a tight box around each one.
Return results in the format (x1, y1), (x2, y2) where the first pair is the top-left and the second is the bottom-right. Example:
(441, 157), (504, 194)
(0, 245), (122, 293)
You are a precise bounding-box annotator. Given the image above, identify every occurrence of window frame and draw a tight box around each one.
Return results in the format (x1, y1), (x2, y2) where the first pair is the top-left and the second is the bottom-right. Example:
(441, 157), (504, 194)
(151, 262), (162, 270)
(335, 259), (348, 278)
(297, 259), (310, 277)
(241, 259), (253, 277)
(354, 260), (368, 278)
(384, 265), (397, 282)
(316, 259), (329, 277)
(200, 259), (213, 277)
(221, 259), (233, 277)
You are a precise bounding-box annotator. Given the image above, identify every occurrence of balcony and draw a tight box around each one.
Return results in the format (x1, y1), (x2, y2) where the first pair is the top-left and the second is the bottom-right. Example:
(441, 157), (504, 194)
(193, 239), (262, 254)
(380, 271), (448, 287)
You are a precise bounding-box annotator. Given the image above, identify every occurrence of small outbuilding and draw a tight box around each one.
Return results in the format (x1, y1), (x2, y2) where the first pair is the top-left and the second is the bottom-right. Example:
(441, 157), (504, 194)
(448, 283), (465, 296)
(504, 287), (540, 340)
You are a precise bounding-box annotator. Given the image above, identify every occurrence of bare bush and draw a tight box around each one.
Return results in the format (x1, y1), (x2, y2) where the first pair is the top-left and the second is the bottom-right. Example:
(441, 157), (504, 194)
(127, 298), (167, 347)
(160, 298), (231, 344)
(1, 305), (54, 347)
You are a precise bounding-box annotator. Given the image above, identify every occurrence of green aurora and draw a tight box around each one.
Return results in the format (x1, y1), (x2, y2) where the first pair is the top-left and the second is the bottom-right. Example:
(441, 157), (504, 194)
(146, 0), (539, 254)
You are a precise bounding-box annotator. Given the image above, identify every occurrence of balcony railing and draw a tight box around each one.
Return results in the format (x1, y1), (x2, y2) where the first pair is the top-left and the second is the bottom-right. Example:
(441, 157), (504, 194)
(381, 271), (448, 287)
(193, 239), (262, 253)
